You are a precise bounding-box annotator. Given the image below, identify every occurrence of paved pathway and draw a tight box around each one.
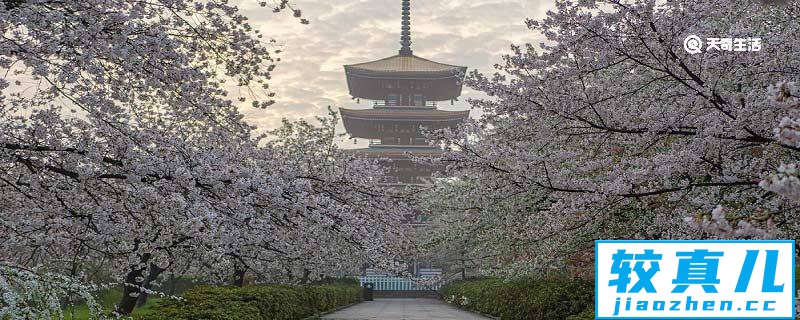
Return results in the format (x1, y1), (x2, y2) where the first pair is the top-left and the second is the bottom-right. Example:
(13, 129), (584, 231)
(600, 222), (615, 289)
(322, 298), (491, 320)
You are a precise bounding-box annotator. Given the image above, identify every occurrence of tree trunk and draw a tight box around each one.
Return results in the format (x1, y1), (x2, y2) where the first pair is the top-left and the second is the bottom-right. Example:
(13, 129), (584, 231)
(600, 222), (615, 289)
(299, 269), (311, 284)
(116, 267), (146, 315)
(460, 245), (467, 280)
(116, 253), (156, 315)
(168, 273), (177, 296)
(232, 264), (247, 287)
(136, 263), (165, 307)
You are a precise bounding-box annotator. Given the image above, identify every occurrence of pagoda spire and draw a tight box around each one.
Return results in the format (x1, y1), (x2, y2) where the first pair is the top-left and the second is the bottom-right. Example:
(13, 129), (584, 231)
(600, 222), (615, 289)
(399, 0), (413, 56)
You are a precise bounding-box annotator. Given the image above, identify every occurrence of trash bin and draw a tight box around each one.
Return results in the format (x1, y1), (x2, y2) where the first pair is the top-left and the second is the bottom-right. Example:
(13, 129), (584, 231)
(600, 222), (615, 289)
(362, 282), (374, 301)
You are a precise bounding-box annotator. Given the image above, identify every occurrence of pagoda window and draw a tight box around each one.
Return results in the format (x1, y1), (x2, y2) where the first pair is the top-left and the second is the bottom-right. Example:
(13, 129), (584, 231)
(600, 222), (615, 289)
(401, 94), (410, 106)
(413, 94), (424, 107)
(387, 93), (399, 106)
(381, 137), (398, 145)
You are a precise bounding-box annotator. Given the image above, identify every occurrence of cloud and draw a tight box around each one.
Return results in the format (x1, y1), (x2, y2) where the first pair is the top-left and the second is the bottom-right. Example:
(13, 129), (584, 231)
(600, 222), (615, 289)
(236, 0), (555, 145)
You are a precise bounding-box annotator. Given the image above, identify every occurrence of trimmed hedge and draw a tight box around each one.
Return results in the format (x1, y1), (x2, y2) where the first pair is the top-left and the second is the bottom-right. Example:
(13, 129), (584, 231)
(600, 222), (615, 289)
(566, 308), (594, 320)
(440, 267), (799, 320)
(439, 277), (593, 320)
(796, 266), (799, 290)
(138, 283), (360, 320)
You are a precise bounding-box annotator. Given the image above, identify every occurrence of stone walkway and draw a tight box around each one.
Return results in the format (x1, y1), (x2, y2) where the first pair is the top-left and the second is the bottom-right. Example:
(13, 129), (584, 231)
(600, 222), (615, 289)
(322, 298), (491, 320)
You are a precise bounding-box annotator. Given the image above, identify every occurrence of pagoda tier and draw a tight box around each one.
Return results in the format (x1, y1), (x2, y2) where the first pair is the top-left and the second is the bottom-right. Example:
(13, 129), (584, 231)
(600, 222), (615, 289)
(345, 145), (444, 159)
(345, 146), (445, 185)
(339, 0), (468, 188)
(344, 55), (467, 101)
(340, 108), (469, 140)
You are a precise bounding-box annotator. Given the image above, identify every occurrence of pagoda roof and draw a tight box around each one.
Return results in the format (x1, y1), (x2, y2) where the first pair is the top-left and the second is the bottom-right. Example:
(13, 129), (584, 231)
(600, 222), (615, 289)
(342, 1), (467, 101)
(340, 107), (469, 139)
(339, 107), (469, 121)
(345, 146), (445, 159)
(345, 54), (466, 78)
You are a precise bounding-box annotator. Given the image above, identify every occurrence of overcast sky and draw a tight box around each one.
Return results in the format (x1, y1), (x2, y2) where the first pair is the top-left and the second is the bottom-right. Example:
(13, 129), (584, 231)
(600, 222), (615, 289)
(236, 0), (554, 147)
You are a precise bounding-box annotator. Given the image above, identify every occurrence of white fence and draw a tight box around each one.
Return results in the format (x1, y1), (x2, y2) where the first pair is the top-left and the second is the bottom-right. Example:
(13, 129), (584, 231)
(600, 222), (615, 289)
(358, 275), (442, 291)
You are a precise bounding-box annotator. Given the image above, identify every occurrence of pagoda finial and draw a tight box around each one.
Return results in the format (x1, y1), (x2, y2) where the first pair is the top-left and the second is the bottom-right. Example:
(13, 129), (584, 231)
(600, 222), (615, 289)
(399, 0), (413, 56)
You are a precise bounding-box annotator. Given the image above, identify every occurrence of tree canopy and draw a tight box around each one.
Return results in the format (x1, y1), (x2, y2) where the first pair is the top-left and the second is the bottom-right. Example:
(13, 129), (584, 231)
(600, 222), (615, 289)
(0, 0), (408, 316)
(423, 0), (800, 276)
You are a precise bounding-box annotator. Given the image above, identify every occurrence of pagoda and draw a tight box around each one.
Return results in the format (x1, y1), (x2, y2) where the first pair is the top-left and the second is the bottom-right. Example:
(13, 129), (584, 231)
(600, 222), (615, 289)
(340, 0), (469, 186)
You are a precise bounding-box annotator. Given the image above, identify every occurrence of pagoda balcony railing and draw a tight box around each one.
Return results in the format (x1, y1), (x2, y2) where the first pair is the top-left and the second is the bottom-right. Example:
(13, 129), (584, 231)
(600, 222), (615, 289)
(373, 101), (437, 108)
(374, 175), (433, 186)
(358, 275), (443, 291)
(368, 140), (435, 148)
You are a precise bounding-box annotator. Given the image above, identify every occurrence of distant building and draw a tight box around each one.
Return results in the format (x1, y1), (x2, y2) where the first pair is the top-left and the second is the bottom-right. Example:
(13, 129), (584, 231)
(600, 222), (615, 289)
(340, 0), (469, 188)
(341, 0), (469, 279)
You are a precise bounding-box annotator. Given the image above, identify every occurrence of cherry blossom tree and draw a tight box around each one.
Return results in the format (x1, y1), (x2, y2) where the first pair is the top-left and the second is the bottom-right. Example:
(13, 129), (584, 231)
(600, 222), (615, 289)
(424, 0), (800, 276)
(0, 0), (408, 316)
(417, 176), (558, 278)
(762, 81), (800, 201)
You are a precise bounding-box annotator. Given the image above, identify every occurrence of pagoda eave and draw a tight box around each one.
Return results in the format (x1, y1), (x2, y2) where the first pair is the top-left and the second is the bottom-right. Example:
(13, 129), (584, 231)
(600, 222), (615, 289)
(343, 54), (466, 75)
(344, 73), (465, 101)
(344, 67), (466, 79)
(340, 108), (469, 139)
(343, 54), (467, 101)
(344, 147), (445, 159)
(339, 108), (470, 120)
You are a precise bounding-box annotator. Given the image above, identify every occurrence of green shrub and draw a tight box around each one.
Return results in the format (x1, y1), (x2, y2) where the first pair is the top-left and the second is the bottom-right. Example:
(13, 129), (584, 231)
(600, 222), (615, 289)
(795, 266), (799, 291)
(566, 308), (594, 320)
(439, 277), (593, 320)
(152, 275), (202, 296)
(138, 283), (360, 320)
